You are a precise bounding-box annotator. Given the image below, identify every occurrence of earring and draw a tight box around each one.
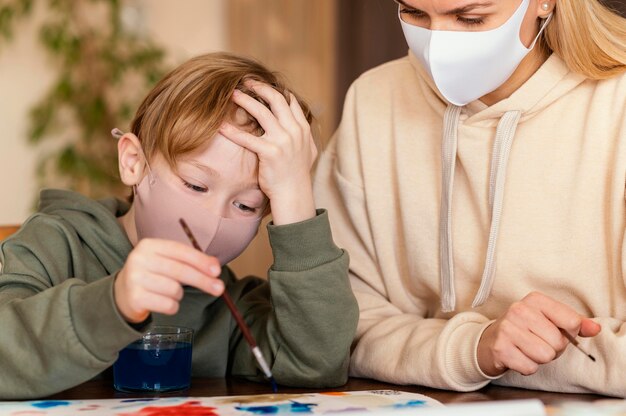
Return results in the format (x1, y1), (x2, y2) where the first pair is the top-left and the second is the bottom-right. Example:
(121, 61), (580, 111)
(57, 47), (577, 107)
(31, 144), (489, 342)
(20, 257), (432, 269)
(541, 2), (550, 11)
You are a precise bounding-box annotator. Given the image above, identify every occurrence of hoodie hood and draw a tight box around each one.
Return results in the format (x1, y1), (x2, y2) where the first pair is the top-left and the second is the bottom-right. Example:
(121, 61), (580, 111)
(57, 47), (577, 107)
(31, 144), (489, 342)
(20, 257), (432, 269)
(408, 50), (589, 311)
(37, 189), (132, 275)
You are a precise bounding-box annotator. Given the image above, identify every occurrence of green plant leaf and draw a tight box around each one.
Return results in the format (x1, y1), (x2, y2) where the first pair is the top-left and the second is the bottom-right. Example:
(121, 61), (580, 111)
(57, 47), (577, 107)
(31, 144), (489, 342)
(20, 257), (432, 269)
(4, 0), (168, 199)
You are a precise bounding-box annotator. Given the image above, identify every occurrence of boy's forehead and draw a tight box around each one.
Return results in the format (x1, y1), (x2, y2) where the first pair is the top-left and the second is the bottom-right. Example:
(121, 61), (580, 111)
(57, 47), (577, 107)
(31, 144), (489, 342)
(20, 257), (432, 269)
(178, 133), (260, 184)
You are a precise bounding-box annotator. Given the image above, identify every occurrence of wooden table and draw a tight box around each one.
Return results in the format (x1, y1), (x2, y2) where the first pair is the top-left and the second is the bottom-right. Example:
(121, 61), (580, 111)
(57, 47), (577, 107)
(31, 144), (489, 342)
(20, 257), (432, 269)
(46, 377), (607, 407)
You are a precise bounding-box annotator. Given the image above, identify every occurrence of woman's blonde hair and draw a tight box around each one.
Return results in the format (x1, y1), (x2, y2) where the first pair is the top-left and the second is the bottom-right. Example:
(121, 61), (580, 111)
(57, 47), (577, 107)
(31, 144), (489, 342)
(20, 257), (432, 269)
(130, 52), (314, 169)
(541, 0), (626, 79)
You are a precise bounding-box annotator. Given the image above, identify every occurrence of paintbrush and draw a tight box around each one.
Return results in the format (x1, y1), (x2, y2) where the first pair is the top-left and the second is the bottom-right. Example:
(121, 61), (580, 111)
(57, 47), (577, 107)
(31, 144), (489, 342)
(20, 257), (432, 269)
(179, 218), (278, 393)
(562, 330), (596, 362)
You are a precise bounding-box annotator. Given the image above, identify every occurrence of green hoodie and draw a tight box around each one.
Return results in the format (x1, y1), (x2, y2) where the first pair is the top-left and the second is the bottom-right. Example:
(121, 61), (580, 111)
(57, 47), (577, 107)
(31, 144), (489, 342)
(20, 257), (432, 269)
(0, 189), (358, 399)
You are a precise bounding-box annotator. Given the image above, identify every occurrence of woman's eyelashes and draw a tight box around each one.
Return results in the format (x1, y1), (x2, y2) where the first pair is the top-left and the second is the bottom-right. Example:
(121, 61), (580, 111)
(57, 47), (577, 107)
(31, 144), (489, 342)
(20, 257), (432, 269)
(456, 16), (485, 26)
(399, 8), (485, 26)
(399, 7), (427, 21)
(399, 7), (423, 17)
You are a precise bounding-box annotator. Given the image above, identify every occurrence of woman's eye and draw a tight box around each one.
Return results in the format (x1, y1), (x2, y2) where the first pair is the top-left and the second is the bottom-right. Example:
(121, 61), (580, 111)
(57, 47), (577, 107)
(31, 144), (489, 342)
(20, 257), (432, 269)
(399, 8), (426, 18)
(234, 202), (257, 213)
(457, 16), (485, 26)
(183, 180), (208, 193)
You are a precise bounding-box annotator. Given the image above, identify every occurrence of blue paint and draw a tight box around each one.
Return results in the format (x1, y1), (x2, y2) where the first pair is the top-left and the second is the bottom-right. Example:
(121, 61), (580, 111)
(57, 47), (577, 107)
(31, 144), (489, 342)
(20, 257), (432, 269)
(236, 401), (317, 414)
(31, 401), (70, 409)
(113, 341), (192, 392)
(389, 400), (427, 409)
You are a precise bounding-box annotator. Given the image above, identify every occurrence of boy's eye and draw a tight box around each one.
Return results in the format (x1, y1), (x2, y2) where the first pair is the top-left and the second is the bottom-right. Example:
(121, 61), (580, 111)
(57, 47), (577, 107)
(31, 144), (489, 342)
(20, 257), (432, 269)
(234, 202), (257, 214)
(183, 180), (208, 193)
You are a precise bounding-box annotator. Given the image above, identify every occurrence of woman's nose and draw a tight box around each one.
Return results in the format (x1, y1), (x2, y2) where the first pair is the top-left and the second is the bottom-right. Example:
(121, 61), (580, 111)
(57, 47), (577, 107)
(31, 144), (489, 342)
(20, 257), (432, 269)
(428, 17), (458, 31)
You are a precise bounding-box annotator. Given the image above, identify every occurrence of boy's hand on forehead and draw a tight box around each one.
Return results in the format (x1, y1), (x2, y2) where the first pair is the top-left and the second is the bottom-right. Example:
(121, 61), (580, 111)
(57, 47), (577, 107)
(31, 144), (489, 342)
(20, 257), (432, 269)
(219, 81), (317, 226)
(114, 238), (224, 324)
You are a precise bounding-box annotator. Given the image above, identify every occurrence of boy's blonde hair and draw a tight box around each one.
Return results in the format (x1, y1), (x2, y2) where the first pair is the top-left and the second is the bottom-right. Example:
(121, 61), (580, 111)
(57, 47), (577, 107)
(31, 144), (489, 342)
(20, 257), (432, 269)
(130, 52), (314, 168)
(541, 0), (626, 79)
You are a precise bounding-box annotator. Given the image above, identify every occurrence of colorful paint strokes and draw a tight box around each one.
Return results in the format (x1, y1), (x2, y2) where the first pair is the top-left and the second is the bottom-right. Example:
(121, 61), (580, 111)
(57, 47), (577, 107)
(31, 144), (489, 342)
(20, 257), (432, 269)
(117, 401), (218, 416)
(235, 401), (318, 414)
(0, 390), (442, 416)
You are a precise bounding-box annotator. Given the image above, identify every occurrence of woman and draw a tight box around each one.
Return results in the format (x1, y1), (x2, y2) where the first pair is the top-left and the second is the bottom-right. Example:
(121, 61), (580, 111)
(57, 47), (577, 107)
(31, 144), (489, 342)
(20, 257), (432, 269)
(315, 0), (626, 396)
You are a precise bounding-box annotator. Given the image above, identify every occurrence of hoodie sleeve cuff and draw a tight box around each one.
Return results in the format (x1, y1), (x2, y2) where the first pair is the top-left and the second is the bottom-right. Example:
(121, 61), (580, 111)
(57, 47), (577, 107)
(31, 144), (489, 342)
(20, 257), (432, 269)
(267, 209), (343, 272)
(445, 318), (504, 389)
(68, 274), (144, 362)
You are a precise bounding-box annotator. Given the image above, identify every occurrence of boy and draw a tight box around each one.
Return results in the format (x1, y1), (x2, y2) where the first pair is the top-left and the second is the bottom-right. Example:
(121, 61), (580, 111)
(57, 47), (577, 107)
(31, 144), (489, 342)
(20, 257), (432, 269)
(0, 53), (358, 399)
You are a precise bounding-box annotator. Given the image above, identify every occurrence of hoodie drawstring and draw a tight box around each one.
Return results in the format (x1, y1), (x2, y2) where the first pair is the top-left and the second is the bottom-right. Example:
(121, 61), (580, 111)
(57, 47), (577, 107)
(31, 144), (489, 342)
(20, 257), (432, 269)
(439, 105), (522, 312)
(439, 105), (462, 312)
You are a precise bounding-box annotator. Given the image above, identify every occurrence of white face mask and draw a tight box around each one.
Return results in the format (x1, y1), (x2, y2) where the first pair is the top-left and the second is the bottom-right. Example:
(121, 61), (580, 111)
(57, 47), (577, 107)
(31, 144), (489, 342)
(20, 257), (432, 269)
(399, 0), (552, 106)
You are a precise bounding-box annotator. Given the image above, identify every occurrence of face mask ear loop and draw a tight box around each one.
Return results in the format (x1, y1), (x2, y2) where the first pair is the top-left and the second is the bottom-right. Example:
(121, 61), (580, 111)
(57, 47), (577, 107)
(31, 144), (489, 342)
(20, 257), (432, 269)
(144, 159), (156, 186)
(111, 127), (156, 186)
(528, 12), (553, 50)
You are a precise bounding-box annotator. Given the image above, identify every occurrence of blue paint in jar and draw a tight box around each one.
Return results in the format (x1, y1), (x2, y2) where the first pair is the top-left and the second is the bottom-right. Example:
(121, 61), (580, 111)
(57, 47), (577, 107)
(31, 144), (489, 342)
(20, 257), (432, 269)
(113, 341), (192, 392)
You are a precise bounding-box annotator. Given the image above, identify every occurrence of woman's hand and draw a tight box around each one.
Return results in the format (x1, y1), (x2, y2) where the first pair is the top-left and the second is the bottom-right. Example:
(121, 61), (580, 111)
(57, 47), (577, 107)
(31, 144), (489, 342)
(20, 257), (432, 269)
(477, 291), (601, 377)
(114, 239), (224, 323)
(219, 81), (317, 226)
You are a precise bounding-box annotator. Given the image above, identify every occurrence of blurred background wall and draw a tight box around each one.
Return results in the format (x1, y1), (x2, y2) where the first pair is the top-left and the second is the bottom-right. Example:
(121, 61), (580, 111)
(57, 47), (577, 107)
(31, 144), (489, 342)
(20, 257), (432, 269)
(1, 0), (624, 278)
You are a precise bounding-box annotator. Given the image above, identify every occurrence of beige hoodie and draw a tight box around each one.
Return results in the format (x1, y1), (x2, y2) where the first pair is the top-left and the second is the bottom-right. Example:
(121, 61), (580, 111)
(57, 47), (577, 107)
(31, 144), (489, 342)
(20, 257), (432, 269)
(314, 51), (626, 396)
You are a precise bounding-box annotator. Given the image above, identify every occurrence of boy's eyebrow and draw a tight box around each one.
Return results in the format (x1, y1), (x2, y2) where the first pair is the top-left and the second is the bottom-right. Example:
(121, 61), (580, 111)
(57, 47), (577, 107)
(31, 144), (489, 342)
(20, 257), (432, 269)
(189, 161), (220, 178)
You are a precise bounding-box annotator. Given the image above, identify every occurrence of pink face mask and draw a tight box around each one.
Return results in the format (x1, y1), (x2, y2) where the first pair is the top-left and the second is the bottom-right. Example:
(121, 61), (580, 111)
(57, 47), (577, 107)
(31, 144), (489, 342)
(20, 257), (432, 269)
(112, 128), (262, 265)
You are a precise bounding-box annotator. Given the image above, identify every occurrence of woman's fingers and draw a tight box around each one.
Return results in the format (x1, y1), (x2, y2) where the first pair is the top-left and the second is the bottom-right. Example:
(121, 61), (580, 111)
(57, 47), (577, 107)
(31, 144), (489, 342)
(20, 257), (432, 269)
(506, 300), (569, 353)
(478, 292), (601, 378)
(504, 346), (541, 376)
(580, 318), (602, 337)
(510, 325), (558, 365)
(493, 317), (556, 373)
(523, 291), (585, 336)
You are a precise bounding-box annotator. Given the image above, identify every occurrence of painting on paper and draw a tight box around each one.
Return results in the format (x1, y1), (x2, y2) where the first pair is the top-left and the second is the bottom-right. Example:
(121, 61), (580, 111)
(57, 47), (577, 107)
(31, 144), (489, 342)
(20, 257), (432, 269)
(0, 390), (442, 416)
